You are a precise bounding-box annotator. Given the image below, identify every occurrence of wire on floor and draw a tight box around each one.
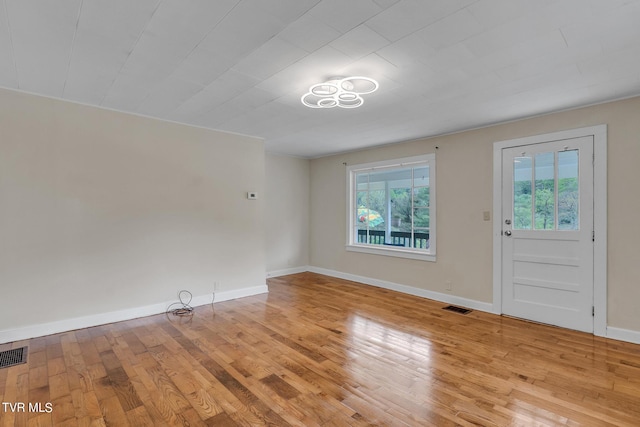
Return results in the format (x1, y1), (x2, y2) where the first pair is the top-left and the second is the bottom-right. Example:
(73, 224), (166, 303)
(166, 290), (194, 316)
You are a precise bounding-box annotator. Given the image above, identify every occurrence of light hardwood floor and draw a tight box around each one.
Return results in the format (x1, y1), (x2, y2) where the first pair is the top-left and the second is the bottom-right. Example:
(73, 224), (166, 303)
(1, 272), (640, 426)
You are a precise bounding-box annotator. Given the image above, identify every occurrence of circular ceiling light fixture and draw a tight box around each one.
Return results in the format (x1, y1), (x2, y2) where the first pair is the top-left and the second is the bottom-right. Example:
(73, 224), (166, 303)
(301, 76), (378, 109)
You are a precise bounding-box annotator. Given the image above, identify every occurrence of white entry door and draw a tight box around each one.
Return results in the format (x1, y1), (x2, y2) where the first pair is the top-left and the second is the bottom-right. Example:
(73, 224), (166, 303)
(501, 136), (594, 332)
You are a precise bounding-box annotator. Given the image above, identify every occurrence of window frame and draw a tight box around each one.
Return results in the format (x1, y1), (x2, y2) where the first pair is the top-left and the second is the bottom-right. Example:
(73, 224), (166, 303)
(346, 154), (436, 262)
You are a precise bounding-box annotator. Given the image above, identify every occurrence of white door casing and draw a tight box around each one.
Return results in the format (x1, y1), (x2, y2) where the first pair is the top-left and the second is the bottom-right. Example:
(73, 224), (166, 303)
(493, 125), (607, 336)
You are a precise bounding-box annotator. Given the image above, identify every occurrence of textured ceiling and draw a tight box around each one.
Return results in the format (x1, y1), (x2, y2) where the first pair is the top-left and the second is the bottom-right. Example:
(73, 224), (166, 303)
(1, 0), (639, 157)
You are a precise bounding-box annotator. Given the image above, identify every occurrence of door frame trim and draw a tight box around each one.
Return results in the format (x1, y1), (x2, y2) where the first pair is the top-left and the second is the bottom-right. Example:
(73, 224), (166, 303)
(492, 125), (607, 336)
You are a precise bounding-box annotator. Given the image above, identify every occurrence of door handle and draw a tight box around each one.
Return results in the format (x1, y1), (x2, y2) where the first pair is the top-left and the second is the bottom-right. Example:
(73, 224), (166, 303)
(504, 230), (512, 237)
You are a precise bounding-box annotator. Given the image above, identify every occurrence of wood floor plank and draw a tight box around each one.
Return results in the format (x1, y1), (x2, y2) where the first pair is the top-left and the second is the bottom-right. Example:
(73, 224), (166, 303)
(2, 272), (640, 426)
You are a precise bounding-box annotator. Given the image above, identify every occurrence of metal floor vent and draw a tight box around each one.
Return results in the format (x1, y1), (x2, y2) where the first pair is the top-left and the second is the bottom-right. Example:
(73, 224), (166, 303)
(0, 346), (28, 369)
(443, 305), (472, 315)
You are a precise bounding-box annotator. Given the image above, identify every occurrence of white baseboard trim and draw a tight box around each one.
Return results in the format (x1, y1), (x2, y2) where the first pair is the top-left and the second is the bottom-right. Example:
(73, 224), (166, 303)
(266, 266), (310, 278)
(0, 284), (268, 344)
(212, 285), (269, 304)
(308, 267), (640, 346)
(606, 326), (640, 345)
(307, 266), (494, 314)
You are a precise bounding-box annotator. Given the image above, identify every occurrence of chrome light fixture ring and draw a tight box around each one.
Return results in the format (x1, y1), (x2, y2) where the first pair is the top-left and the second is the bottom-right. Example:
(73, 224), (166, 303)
(301, 76), (378, 109)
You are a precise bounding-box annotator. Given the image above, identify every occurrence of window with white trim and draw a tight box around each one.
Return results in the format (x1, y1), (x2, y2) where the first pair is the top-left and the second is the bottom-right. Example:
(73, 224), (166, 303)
(346, 154), (436, 261)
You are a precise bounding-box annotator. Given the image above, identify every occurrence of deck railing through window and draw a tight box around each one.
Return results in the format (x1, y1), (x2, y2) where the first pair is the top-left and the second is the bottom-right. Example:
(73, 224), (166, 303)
(357, 230), (429, 249)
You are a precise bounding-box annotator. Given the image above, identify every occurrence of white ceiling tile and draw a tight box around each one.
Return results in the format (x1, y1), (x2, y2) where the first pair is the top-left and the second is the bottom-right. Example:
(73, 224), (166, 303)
(329, 24), (390, 60)
(136, 77), (204, 117)
(256, 45), (354, 95)
(365, 0), (476, 42)
(463, 2), (579, 59)
(101, 74), (153, 111)
(232, 37), (308, 80)
(63, 70), (115, 105)
(197, 1), (293, 55)
(491, 30), (570, 82)
(278, 15), (342, 52)
(564, 1), (640, 52)
(584, 75), (640, 104)
(191, 101), (251, 128)
(171, 46), (234, 87)
(3, 0), (640, 157)
(172, 88), (224, 118)
(144, 0), (238, 41)
(415, 9), (483, 51)
(6, 0), (81, 96)
(78, 0), (159, 40)
(466, 0), (556, 29)
(257, 0), (322, 25)
(577, 46), (640, 83)
(426, 43), (477, 72)
(174, 69), (259, 116)
(372, 0), (401, 8)
(376, 33), (437, 67)
(215, 92), (287, 132)
(112, 29), (210, 104)
(306, 0), (384, 33)
(225, 87), (279, 111)
(6, 0), (81, 28)
(501, 64), (585, 100)
(173, 1), (309, 87)
(337, 52), (398, 82)
(63, 30), (132, 103)
(0, 1), (17, 87)
(70, 30), (133, 75)
(122, 32), (192, 77)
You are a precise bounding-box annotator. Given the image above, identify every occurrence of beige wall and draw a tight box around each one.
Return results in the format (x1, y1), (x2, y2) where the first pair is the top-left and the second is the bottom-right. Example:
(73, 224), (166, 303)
(0, 88), (266, 334)
(265, 153), (310, 273)
(310, 96), (640, 332)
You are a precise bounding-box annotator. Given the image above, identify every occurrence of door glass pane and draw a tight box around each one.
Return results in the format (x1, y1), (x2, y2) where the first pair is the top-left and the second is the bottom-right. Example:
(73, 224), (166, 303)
(534, 152), (555, 230)
(513, 157), (532, 230)
(558, 150), (579, 230)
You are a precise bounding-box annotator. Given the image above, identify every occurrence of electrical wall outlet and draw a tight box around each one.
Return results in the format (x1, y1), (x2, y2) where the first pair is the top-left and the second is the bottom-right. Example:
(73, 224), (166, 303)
(213, 281), (219, 291)
(445, 280), (452, 291)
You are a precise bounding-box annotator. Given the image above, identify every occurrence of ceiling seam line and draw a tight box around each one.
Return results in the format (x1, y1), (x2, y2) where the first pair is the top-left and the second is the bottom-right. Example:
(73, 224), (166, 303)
(62, 0), (84, 98)
(98, 0), (165, 106)
(137, 0), (244, 113)
(3, 0), (19, 89)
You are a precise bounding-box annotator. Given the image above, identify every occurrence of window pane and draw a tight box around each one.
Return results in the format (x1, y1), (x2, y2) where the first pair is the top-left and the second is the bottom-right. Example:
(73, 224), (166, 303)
(390, 188), (411, 232)
(513, 157), (532, 230)
(356, 172), (369, 187)
(413, 187), (430, 207)
(534, 152), (555, 230)
(355, 212), (367, 243)
(348, 154), (435, 256)
(356, 173), (369, 185)
(558, 150), (579, 230)
(413, 229), (430, 249)
(367, 190), (385, 230)
(413, 207), (429, 228)
(356, 191), (368, 209)
(370, 168), (410, 185)
(413, 166), (429, 187)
